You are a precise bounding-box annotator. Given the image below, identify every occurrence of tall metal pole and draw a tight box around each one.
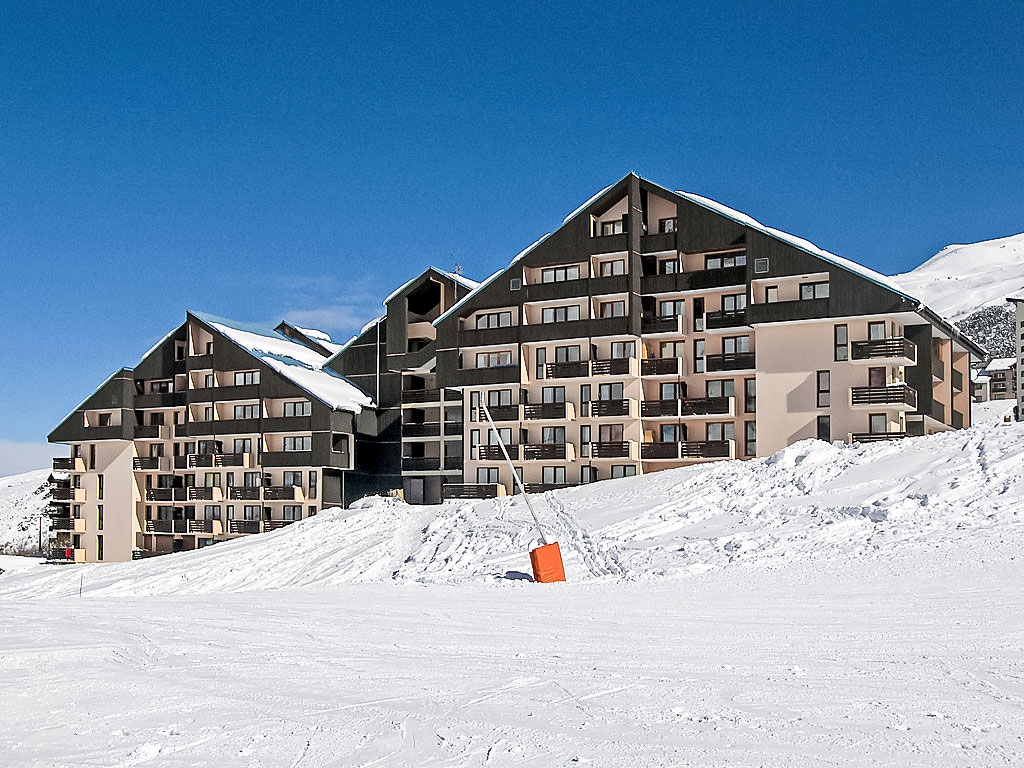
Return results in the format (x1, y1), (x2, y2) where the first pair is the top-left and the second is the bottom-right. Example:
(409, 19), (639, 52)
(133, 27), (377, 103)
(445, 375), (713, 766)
(480, 401), (548, 545)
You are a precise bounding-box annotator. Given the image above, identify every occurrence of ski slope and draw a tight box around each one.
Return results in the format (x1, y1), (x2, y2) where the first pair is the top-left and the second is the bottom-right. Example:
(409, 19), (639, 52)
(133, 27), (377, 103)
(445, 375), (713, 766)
(1, 408), (1022, 766)
(0, 468), (49, 555)
(893, 232), (1024, 320)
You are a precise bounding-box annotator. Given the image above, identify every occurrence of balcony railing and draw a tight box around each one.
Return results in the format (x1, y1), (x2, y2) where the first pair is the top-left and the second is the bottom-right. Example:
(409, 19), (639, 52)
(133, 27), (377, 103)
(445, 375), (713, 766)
(133, 456), (161, 471)
(590, 441), (631, 458)
(263, 485), (301, 501)
(640, 441), (679, 459)
(591, 399), (631, 417)
(477, 444), (521, 461)
(51, 487), (85, 502)
(640, 315), (683, 334)
(850, 337), (916, 363)
(637, 396), (733, 418)
(480, 404), (521, 422)
(264, 519), (296, 531)
(591, 358), (632, 376)
(187, 486), (221, 501)
(641, 441), (732, 459)
(640, 358), (679, 376)
(705, 310), (748, 329)
(523, 443), (567, 460)
(850, 385), (917, 408)
(443, 455), (463, 471)
(228, 520), (261, 535)
(523, 402), (567, 420)
(523, 482), (575, 493)
(402, 422), (441, 437)
(443, 483), (503, 499)
(705, 353), (756, 372)
(932, 357), (945, 380)
(52, 457), (84, 472)
(850, 432), (907, 443)
(145, 488), (174, 502)
(50, 517), (73, 531)
(229, 487), (261, 500)
(544, 360), (590, 379)
(402, 388), (441, 404)
(402, 456), (441, 471)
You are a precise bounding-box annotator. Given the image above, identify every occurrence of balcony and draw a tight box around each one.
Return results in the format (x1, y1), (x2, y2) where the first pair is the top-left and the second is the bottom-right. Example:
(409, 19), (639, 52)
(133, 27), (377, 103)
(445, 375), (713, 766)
(952, 369), (964, 392)
(523, 443), (574, 460)
(641, 441), (733, 460)
(481, 404), (522, 422)
(133, 456), (166, 471)
(443, 483), (504, 500)
(591, 357), (635, 376)
(145, 488), (175, 502)
(262, 416), (312, 433)
(402, 456), (441, 472)
(47, 546), (84, 563)
(402, 388), (442, 404)
(932, 357), (945, 381)
(444, 455), (463, 471)
(704, 310), (748, 330)
(263, 485), (302, 501)
(590, 441), (637, 459)
(545, 360), (590, 379)
(591, 399), (633, 418)
(227, 520), (261, 535)
(50, 517), (72, 531)
(705, 353), (756, 372)
(477, 444), (521, 461)
(145, 519), (218, 535)
(589, 231), (628, 254)
(229, 486), (261, 500)
(53, 457), (85, 472)
(849, 432), (907, 443)
(523, 402), (576, 421)
(402, 422), (441, 438)
(640, 314), (684, 335)
(134, 392), (186, 409)
(850, 385), (917, 410)
(850, 338), (917, 365)
(444, 422), (462, 436)
(264, 519), (297, 532)
(523, 482), (575, 493)
(51, 487), (86, 502)
(187, 486), (224, 502)
(640, 358), (680, 376)
(641, 397), (732, 418)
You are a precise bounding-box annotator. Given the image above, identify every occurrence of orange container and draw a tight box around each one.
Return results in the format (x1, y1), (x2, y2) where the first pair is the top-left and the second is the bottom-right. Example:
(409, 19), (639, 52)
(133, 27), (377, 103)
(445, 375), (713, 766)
(529, 541), (566, 583)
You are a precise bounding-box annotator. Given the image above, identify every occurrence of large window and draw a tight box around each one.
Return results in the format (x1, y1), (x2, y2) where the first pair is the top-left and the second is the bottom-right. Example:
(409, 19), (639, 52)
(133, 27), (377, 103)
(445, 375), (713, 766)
(706, 379), (735, 398)
(869, 413), (887, 434)
(694, 340), (706, 373)
(234, 404), (259, 419)
(486, 389), (512, 407)
(599, 301), (626, 318)
(661, 424), (682, 442)
(705, 251), (746, 270)
(660, 382), (682, 400)
(598, 259), (626, 276)
(659, 299), (684, 318)
(477, 467), (499, 484)
(233, 438), (252, 454)
(600, 219), (624, 236)
(476, 351), (513, 368)
(554, 345), (581, 362)
(723, 336), (750, 354)
(707, 422), (735, 442)
(817, 370), (831, 407)
(693, 297), (705, 332)
(541, 426), (565, 444)
(541, 305), (581, 323)
(542, 466), (566, 484)
(722, 293), (747, 312)
(475, 311), (513, 329)
(283, 505), (302, 521)
(610, 341), (635, 359)
(283, 471), (303, 487)
(541, 386), (566, 403)
(765, 286), (779, 303)
(834, 325), (849, 361)
(284, 400), (311, 417)
(800, 282), (829, 300)
(234, 371), (260, 385)
(611, 465), (637, 479)
(598, 382), (623, 401)
(540, 265), (581, 283)
(283, 436), (311, 452)
(660, 341), (684, 358)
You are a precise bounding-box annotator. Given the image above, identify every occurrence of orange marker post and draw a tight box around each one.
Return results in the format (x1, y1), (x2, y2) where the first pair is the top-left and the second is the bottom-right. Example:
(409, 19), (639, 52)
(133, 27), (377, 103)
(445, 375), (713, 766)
(530, 541), (566, 583)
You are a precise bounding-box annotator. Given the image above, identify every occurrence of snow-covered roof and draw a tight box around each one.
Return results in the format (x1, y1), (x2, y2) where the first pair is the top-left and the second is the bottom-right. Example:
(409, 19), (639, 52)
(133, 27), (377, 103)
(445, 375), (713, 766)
(984, 357), (1017, 372)
(562, 184), (614, 225)
(292, 325), (333, 343)
(382, 267), (480, 306)
(190, 312), (374, 414)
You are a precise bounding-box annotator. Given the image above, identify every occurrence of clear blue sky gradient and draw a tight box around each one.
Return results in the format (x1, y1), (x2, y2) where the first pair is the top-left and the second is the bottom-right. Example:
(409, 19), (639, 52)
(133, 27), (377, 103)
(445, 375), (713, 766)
(2, 1), (1022, 447)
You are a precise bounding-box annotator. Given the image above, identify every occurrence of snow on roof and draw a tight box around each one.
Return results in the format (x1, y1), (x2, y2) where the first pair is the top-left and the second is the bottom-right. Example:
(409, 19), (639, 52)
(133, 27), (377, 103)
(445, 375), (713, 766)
(437, 269), (480, 292)
(292, 325), (333, 343)
(432, 234), (551, 327)
(382, 267), (480, 306)
(321, 316), (385, 368)
(191, 312), (374, 413)
(674, 190), (917, 302)
(562, 184), (614, 225)
(984, 357), (1017, 372)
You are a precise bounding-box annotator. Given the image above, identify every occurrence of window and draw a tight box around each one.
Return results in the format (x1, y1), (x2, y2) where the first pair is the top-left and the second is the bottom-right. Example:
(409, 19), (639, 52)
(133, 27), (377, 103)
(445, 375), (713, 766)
(283, 505), (302, 521)
(542, 386), (565, 403)
(283, 436), (311, 452)
(205, 341), (214, 354)
(477, 466), (498, 484)
(97, 474), (104, 500)
(817, 415), (831, 442)
(332, 433), (349, 454)
(705, 251), (746, 270)
(722, 293), (747, 312)
(97, 535), (103, 561)
(541, 305), (581, 323)
(600, 219), (624, 236)
(97, 413), (111, 427)
(308, 472), (317, 499)
(754, 258), (769, 274)
(476, 351), (513, 368)
(540, 265), (581, 283)
(658, 258), (679, 274)
(234, 404), (259, 419)
(706, 379), (735, 398)
(509, 277), (522, 291)
(660, 382), (682, 400)
(817, 371), (831, 407)
(225, 472), (234, 487)
(611, 465), (637, 478)
(707, 422), (735, 442)
(868, 321), (886, 341)
(658, 217), (676, 233)
(723, 336), (750, 354)
(244, 472), (261, 487)
(234, 438), (253, 454)
(234, 371), (260, 385)
(149, 412), (165, 426)
(610, 341), (635, 359)
(869, 413), (887, 435)
(745, 379), (756, 413)
(89, 444), (96, 470)
(694, 340), (706, 373)
(283, 471), (303, 487)
(175, 342), (186, 361)
(535, 347), (546, 379)
(97, 506), (103, 531)
(203, 373), (215, 387)
(542, 426), (565, 444)
(660, 341), (684, 358)
(283, 401), (311, 417)
(658, 299), (684, 318)
(800, 282), (829, 300)
(599, 259), (625, 276)
(661, 423), (682, 442)
(542, 466), (566, 485)
(834, 325), (849, 361)
(765, 286), (779, 303)
(204, 472), (221, 488)
(203, 406), (214, 421)
(308, 506), (317, 517)
(693, 298), (705, 332)
(554, 345), (581, 362)
(149, 443), (163, 458)
(150, 380), (172, 393)
(243, 505), (261, 521)
(205, 504), (221, 520)
(744, 422), (757, 456)
(475, 311), (513, 329)
(490, 427), (513, 446)
(598, 382), (623, 401)
(579, 425), (591, 457)
(598, 424), (623, 442)
(598, 301), (625, 318)
(581, 466), (599, 483)
(580, 384), (591, 416)
(487, 389), (512, 407)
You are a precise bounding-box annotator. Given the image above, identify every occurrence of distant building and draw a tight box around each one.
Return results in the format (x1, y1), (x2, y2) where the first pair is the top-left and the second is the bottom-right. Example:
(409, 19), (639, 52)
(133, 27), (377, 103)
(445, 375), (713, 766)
(979, 357), (1017, 401)
(1006, 296), (1024, 419)
(971, 370), (992, 403)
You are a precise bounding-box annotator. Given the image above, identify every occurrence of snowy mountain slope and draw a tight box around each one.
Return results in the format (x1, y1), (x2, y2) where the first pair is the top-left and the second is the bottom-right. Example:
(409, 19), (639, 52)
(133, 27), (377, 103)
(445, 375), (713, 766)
(5, 405), (1023, 598)
(892, 232), (1024, 321)
(0, 468), (49, 555)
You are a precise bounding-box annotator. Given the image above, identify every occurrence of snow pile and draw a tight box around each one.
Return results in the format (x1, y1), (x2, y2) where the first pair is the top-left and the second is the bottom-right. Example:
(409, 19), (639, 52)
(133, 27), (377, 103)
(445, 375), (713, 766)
(0, 469), (50, 555)
(892, 232), (1024, 321)
(4, 405), (1023, 597)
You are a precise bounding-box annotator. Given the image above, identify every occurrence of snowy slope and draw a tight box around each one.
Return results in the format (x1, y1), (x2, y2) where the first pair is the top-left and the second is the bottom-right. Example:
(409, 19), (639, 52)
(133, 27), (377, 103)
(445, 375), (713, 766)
(0, 468), (49, 555)
(4, 404), (1023, 598)
(892, 232), (1024, 321)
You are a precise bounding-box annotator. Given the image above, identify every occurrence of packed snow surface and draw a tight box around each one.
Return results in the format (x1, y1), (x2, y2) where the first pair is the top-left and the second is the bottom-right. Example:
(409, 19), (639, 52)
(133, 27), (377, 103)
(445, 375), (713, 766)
(2, 410), (1022, 765)
(893, 232), (1024, 320)
(0, 468), (49, 555)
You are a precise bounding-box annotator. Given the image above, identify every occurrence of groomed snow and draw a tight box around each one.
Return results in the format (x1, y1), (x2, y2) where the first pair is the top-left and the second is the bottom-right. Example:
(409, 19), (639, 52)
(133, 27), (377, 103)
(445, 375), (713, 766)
(2, 410), (1022, 765)
(0, 468), (50, 555)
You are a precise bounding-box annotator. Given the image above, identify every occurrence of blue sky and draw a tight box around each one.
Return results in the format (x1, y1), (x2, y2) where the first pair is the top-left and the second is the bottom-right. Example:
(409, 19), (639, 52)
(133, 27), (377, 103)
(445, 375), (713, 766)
(1, 1), (1022, 472)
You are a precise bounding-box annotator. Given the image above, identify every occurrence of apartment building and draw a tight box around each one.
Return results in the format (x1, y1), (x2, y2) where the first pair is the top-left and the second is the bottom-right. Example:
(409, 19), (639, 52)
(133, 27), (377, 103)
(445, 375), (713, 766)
(47, 311), (376, 562)
(426, 173), (981, 499)
(979, 357), (1017, 401)
(1006, 295), (1024, 419)
(49, 172), (984, 559)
